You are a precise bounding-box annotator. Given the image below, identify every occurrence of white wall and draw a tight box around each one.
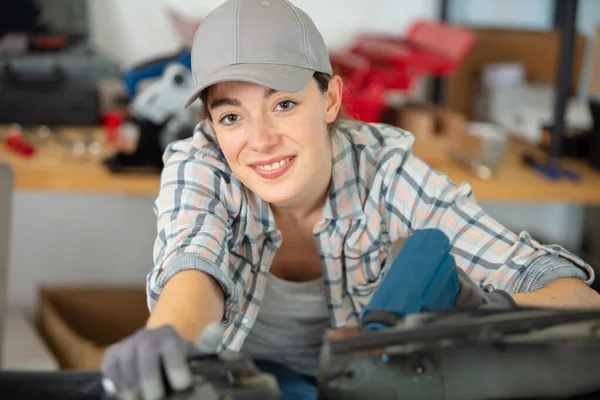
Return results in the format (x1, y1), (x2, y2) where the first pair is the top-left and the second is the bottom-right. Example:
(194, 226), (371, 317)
(88, 0), (440, 68)
(7, 192), (157, 314)
(448, 0), (553, 30)
(576, 0), (600, 99)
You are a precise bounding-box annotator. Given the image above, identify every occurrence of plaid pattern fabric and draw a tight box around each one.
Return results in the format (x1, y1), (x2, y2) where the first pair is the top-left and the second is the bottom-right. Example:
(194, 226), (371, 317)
(148, 119), (594, 352)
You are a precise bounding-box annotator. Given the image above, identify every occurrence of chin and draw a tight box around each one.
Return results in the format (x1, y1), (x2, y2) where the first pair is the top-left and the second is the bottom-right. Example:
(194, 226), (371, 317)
(250, 181), (299, 205)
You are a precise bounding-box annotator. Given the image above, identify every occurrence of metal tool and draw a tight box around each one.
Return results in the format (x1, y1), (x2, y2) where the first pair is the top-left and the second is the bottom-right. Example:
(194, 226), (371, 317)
(3, 124), (35, 157)
(0, 352), (280, 400)
(318, 307), (600, 400)
(104, 63), (198, 174)
(522, 152), (582, 182)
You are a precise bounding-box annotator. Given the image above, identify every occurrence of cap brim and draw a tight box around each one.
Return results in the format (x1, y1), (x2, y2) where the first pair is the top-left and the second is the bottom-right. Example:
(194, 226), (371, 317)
(183, 63), (315, 108)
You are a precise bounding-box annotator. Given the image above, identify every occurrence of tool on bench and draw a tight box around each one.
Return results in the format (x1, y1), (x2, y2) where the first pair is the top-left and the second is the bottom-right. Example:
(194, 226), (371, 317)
(0, 352), (280, 400)
(3, 123), (36, 157)
(318, 307), (600, 400)
(522, 152), (582, 182)
(121, 49), (192, 100)
(318, 228), (600, 399)
(103, 63), (198, 174)
(167, 352), (280, 400)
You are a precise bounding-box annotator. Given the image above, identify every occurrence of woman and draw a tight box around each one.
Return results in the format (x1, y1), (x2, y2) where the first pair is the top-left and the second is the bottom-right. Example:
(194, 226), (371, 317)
(102, 0), (600, 399)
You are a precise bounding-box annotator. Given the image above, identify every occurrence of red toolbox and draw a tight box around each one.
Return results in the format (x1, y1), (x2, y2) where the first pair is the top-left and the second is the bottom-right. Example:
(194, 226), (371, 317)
(330, 20), (477, 122)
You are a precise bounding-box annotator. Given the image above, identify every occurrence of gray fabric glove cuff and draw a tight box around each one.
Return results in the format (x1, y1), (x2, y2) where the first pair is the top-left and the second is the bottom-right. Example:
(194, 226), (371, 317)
(454, 267), (518, 309)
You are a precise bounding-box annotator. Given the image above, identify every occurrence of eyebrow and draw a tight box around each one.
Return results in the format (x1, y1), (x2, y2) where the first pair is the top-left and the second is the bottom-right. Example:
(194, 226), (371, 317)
(209, 88), (281, 110)
(264, 88), (279, 98)
(209, 97), (241, 110)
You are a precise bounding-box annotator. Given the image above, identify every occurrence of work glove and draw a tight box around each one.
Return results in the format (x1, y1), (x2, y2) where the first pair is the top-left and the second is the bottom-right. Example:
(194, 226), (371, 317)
(101, 322), (224, 400)
(453, 267), (518, 309)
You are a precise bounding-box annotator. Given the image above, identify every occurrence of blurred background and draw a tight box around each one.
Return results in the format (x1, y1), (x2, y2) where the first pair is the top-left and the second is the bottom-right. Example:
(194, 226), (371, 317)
(0, 0), (599, 372)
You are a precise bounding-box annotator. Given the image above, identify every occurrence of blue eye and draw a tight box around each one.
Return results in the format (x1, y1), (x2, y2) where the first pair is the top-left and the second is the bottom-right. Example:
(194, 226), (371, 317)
(275, 100), (296, 111)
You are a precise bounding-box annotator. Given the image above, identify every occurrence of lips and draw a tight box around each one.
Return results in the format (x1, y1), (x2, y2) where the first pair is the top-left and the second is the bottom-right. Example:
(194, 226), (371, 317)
(249, 155), (296, 180)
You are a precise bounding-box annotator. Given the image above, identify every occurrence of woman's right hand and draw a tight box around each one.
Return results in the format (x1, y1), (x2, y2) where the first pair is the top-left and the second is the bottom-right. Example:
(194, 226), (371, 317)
(101, 322), (224, 400)
(454, 267), (517, 309)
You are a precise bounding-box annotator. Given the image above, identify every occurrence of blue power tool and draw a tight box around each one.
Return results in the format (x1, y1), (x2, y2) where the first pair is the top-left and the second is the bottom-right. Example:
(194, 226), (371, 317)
(360, 229), (460, 330)
(122, 49), (192, 99)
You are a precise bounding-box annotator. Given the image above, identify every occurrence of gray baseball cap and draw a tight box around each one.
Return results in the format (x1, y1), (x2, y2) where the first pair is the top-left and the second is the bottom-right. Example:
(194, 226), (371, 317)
(183, 0), (333, 108)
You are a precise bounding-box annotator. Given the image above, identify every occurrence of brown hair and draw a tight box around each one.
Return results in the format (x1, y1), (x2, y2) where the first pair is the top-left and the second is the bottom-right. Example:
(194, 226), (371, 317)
(199, 72), (342, 133)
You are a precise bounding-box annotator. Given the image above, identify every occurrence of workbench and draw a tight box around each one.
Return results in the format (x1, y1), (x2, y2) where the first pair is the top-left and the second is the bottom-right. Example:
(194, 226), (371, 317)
(1, 126), (599, 203)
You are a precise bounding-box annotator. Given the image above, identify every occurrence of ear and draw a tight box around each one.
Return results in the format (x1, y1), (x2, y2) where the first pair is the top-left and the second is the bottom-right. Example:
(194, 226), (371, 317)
(324, 75), (344, 124)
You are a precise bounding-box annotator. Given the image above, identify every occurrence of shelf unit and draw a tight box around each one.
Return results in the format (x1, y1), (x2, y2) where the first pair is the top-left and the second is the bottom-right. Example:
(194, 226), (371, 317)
(435, 0), (582, 158)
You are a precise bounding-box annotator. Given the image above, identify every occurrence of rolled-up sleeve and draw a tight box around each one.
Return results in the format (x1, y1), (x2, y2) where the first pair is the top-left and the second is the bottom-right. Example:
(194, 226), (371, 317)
(381, 136), (594, 293)
(147, 141), (239, 327)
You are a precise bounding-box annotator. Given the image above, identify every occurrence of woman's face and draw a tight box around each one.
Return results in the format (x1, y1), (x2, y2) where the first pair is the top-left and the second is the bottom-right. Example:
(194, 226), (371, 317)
(207, 76), (343, 210)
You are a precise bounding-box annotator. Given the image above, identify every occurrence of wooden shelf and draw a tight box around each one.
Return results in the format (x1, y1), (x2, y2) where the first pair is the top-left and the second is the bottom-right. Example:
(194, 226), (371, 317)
(1, 127), (160, 197)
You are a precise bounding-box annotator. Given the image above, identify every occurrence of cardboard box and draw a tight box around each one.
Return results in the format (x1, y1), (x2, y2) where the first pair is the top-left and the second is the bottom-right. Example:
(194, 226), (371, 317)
(37, 286), (149, 370)
(382, 102), (466, 140)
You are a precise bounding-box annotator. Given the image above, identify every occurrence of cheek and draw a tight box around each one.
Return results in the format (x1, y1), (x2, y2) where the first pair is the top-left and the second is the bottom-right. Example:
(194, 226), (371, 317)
(292, 114), (330, 154)
(216, 132), (245, 165)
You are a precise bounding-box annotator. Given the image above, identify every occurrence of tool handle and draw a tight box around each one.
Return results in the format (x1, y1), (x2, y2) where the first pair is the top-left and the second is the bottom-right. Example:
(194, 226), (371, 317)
(360, 229), (460, 330)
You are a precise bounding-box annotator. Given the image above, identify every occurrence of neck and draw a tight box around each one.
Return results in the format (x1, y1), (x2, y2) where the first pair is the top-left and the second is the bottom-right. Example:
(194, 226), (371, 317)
(271, 183), (330, 224)
(270, 162), (332, 224)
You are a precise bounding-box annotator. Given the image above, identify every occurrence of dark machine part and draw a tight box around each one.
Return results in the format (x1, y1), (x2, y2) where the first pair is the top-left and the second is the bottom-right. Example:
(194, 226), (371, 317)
(0, 0), (41, 38)
(103, 62), (197, 174)
(0, 371), (111, 400)
(0, 64), (101, 126)
(176, 352), (280, 400)
(0, 352), (280, 400)
(317, 307), (600, 400)
(103, 117), (167, 174)
(102, 114), (195, 174)
(589, 96), (600, 171)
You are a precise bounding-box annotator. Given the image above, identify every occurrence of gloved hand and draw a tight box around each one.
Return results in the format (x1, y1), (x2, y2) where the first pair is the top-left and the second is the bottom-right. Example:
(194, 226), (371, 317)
(453, 267), (518, 309)
(101, 322), (224, 400)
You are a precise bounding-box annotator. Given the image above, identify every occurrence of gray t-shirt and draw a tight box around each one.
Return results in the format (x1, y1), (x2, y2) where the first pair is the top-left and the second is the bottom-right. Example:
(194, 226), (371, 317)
(240, 272), (330, 377)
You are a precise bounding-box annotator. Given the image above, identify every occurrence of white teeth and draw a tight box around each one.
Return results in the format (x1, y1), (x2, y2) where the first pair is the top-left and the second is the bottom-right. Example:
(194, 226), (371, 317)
(256, 157), (292, 171)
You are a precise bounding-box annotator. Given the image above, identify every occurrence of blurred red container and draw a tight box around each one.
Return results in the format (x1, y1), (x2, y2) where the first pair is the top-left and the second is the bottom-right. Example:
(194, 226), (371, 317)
(4, 125), (35, 157)
(329, 20), (476, 123)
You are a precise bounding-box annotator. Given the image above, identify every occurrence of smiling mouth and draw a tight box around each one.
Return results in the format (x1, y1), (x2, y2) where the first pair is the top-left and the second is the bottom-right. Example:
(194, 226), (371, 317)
(253, 156), (294, 171)
(250, 156), (296, 179)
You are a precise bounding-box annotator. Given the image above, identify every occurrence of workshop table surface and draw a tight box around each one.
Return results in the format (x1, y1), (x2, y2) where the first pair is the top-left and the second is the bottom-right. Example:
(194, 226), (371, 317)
(1, 125), (600, 203)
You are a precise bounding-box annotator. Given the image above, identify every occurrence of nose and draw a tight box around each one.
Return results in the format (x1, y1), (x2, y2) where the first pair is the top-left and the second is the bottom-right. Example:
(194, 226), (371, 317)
(247, 122), (279, 153)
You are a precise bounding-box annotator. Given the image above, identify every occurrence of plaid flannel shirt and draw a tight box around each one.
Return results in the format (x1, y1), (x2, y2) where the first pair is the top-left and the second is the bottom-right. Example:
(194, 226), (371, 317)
(148, 119), (594, 352)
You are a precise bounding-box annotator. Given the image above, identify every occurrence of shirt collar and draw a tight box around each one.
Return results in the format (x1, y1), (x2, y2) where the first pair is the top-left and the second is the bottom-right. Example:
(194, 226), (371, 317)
(247, 189), (278, 235)
(319, 128), (365, 221)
